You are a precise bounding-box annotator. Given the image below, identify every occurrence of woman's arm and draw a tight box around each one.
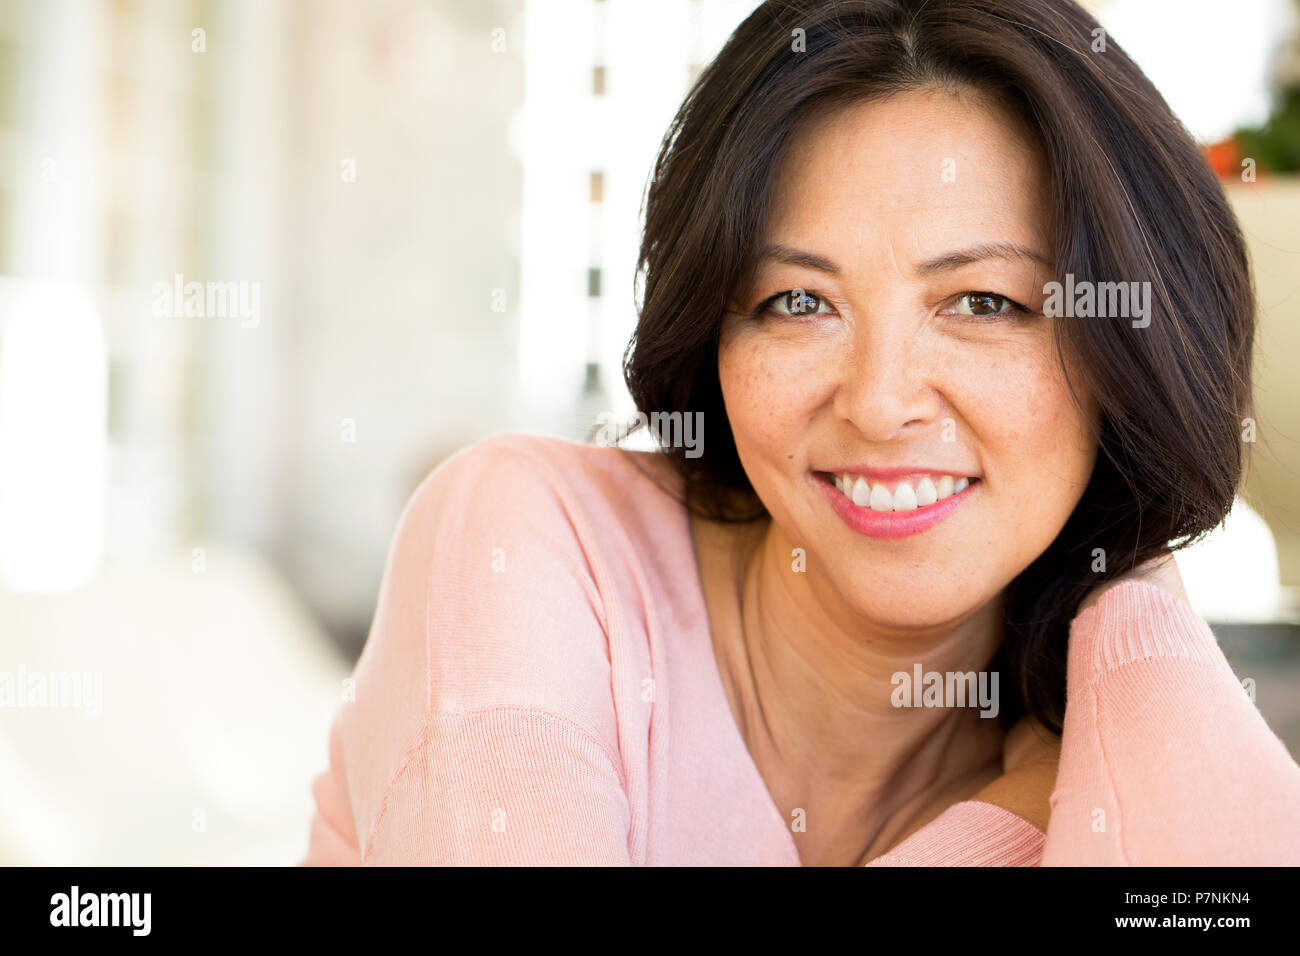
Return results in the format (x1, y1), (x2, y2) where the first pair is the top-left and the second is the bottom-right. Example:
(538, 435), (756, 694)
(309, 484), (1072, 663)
(861, 718), (1057, 866)
(299, 434), (635, 865)
(867, 554), (1300, 866)
(1043, 560), (1300, 864)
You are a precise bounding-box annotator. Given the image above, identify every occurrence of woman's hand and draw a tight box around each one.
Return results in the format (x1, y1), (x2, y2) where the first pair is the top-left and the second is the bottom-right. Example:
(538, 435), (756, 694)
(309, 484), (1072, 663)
(969, 714), (1062, 832)
(1076, 551), (1189, 617)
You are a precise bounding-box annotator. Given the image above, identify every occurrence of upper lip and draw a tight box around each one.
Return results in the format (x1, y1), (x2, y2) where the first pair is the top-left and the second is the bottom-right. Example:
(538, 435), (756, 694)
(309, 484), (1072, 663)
(819, 465), (977, 480)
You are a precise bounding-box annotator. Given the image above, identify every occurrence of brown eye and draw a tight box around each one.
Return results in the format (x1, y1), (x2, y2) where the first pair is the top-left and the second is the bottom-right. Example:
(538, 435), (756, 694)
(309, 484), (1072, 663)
(952, 291), (1022, 317)
(768, 288), (827, 316)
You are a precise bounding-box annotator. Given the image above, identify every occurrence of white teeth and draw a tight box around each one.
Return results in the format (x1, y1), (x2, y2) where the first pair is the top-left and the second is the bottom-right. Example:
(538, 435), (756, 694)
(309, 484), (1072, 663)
(915, 476), (937, 507)
(851, 476), (871, 507)
(831, 472), (975, 509)
(868, 483), (892, 512)
(891, 481), (918, 511)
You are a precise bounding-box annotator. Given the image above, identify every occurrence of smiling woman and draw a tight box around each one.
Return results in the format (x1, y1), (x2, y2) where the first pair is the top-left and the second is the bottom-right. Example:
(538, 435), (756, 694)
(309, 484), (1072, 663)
(302, 0), (1300, 867)
(626, 0), (1255, 744)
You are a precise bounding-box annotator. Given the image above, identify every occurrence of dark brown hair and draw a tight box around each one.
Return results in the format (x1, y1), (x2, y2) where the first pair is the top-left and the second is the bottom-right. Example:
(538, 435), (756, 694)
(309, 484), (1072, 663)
(619, 0), (1255, 734)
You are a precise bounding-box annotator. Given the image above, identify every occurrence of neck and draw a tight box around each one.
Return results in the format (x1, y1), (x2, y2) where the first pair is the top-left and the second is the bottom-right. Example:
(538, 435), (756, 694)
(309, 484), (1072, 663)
(710, 515), (1008, 865)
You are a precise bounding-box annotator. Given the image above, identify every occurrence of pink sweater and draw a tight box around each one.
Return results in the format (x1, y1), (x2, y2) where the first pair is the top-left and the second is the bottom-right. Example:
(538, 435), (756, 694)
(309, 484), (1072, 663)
(300, 432), (1300, 865)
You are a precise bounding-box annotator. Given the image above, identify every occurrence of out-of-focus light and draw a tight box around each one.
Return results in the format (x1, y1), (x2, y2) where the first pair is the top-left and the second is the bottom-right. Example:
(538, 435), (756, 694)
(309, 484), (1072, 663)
(0, 280), (107, 591)
(1094, 0), (1287, 144)
(1175, 497), (1284, 623)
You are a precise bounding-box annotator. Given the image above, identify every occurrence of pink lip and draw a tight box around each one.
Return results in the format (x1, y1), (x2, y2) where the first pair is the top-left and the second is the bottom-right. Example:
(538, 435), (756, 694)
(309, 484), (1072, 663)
(816, 472), (979, 539)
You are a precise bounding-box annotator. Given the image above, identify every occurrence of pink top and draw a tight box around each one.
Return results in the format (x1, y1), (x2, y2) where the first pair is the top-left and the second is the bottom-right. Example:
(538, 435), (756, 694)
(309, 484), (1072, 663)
(300, 432), (1300, 865)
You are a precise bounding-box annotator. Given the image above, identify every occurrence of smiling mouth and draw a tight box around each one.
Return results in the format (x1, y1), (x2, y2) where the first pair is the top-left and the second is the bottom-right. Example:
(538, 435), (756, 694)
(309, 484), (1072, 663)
(816, 471), (981, 512)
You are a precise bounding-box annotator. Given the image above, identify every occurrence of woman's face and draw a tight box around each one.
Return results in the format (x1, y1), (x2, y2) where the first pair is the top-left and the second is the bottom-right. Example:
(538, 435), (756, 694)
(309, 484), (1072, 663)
(719, 86), (1100, 628)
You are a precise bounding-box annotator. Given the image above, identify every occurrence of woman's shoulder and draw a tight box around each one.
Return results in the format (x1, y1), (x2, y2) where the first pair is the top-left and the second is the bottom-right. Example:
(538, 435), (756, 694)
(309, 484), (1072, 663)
(353, 432), (689, 760)
(417, 430), (682, 510)
(388, 429), (698, 660)
(320, 432), (679, 858)
(403, 431), (692, 568)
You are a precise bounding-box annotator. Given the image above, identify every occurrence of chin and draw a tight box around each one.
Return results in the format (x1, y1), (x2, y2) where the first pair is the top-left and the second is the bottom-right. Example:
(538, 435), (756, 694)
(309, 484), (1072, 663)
(843, 580), (998, 632)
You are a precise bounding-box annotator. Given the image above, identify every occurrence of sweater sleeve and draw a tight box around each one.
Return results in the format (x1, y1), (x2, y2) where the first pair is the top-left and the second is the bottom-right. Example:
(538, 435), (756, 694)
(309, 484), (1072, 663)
(864, 800), (1045, 866)
(1042, 578), (1300, 865)
(299, 434), (633, 865)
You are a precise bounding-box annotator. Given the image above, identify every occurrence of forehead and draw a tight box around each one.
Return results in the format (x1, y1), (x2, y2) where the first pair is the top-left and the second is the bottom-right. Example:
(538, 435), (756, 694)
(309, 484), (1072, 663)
(766, 87), (1052, 259)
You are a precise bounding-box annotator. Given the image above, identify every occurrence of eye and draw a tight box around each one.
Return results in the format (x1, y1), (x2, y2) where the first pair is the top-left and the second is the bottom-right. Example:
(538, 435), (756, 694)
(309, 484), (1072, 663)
(755, 288), (834, 318)
(947, 291), (1028, 318)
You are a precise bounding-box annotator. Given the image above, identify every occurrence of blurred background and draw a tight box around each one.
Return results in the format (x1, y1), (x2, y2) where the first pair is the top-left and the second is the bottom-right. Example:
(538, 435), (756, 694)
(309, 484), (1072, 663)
(0, 0), (1297, 865)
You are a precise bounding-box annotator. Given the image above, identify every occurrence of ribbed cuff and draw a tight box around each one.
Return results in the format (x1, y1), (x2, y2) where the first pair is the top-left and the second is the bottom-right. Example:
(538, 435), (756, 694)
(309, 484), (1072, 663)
(1069, 579), (1224, 681)
(864, 800), (1044, 866)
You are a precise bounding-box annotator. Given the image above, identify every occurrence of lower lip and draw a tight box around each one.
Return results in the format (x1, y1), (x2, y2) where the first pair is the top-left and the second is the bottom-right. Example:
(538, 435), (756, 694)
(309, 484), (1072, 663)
(816, 473), (980, 539)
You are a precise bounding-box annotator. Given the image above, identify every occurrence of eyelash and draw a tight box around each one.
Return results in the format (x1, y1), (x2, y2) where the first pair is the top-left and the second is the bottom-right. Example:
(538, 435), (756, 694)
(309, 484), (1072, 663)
(751, 289), (1034, 321)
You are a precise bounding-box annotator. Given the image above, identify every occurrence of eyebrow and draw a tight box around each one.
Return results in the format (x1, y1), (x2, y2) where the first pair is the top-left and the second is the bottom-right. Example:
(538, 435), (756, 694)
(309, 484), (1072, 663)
(754, 240), (1051, 276)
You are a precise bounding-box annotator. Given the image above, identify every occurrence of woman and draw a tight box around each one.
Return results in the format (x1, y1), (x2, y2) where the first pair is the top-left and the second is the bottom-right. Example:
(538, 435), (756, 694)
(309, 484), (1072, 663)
(302, 0), (1300, 865)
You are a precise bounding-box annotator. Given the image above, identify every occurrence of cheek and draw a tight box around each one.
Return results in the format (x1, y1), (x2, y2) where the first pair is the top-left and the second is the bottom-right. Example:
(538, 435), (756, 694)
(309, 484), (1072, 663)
(968, 351), (1097, 535)
(718, 333), (834, 447)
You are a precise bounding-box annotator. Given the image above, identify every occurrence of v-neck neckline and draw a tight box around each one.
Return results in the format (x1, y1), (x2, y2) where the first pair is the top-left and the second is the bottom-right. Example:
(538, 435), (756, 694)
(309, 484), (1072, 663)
(656, 456), (1036, 867)
(676, 493), (804, 866)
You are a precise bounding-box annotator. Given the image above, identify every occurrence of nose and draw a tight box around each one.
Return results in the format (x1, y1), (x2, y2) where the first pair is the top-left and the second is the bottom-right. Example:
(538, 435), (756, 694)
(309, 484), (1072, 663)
(831, 312), (945, 443)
